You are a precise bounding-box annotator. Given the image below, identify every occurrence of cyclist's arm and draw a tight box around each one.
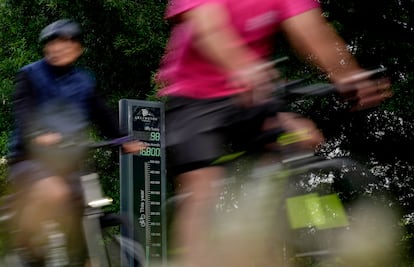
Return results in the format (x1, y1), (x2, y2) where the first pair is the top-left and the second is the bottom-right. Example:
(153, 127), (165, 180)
(280, 8), (362, 82)
(13, 71), (37, 136)
(280, 8), (392, 109)
(182, 4), (257, 71)
(88, 89), (146, 153)
(180, 4), (277, 90)
(89, 90), (126, 139)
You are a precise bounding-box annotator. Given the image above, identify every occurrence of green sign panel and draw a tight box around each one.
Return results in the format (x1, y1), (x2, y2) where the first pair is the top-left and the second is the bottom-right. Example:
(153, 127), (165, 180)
(119, 99), (167, 267)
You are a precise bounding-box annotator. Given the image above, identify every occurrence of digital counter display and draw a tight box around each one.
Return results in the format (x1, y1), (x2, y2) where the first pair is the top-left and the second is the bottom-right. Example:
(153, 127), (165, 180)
(119, 100), (167, 267)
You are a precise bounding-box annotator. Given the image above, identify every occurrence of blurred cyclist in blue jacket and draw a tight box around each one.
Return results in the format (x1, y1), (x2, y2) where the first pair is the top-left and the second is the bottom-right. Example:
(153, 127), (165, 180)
(7, 19), (144, 266)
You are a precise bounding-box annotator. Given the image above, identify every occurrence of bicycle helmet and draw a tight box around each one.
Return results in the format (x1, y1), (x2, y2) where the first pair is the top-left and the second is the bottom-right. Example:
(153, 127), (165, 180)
(39, 19), (82, 44)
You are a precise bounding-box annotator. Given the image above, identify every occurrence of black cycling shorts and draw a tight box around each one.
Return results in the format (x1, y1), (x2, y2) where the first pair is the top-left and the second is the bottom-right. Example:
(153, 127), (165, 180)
(165, 96), (284, 175)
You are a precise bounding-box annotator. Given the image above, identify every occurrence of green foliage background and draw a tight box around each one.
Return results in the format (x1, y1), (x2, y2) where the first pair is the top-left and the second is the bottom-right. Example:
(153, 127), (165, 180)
(0, 0), (413, 264)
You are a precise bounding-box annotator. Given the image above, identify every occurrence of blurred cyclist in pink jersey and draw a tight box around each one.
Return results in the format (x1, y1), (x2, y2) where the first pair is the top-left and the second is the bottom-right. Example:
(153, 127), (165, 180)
(156, 0), (392, 266)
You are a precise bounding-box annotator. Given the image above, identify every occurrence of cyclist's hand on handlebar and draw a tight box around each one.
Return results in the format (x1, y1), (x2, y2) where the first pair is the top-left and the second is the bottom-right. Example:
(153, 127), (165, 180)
(336, 70), (393, 111)
(121, 140), (147, 154)
(229, 61), (280, 107)
(274, 112), (325, 150)
(33, 132), (62, 146)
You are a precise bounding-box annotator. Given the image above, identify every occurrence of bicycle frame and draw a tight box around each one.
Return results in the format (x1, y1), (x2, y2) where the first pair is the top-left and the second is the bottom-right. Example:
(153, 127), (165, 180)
(81, 172), (113, 267)
(0, 136), (144, 267)
(81, 136), (145, 267)
(203, 148), (399, 267)
(166, 66), (396, 266)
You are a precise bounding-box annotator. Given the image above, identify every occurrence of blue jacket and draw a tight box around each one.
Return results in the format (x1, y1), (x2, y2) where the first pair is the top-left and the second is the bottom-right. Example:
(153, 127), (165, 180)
(8, 59), (123, 162)
(21, 59), (95, 115)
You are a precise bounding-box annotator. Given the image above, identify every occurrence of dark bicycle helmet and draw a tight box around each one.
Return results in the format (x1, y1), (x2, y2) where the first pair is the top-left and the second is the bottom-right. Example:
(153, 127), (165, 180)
(39, 19), (82, 44)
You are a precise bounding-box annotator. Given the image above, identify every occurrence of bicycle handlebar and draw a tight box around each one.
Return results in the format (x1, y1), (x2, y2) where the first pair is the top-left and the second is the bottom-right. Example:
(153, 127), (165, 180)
(88, 135), (135, 149)
(272, 66), (387, 103)
(218, 65), (389, 164)
(46, 135), (136, 150)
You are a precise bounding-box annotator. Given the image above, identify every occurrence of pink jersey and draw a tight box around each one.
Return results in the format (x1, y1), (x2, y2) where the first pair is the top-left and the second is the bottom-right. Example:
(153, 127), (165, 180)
(157, 0), (320, 98)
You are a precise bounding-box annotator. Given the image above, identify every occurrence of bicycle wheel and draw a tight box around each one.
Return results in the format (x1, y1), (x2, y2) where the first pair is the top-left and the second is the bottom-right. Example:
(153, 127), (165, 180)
(100, 213), (146, 267)
(0, 204), (27, 267)
(0, 230), (39, 267)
